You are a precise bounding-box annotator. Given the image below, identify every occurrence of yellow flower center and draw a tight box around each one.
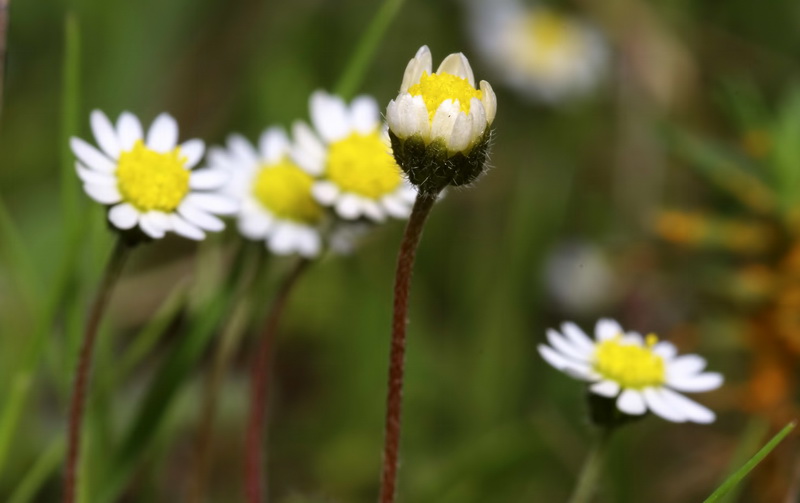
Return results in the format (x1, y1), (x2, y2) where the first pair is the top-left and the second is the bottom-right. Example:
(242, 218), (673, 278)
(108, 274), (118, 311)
(528, 11), (573, 51)
(252, 158), (323, 224)
(408, 72), (483, 121)
(593, 334), (666, 389)
(326, 132), (402, 199)
(116, 140), (190, 212)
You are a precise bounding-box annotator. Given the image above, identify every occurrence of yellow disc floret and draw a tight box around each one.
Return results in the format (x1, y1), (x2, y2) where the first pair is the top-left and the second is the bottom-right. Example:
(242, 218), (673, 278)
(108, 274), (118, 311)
(116, 140), (190, 212)
(593, 334), (666, 389)
(528, 11), (574, 52)
(253, 159), (322, 224)
(326, 132), (402, 199)
(408, 72), (483, 121)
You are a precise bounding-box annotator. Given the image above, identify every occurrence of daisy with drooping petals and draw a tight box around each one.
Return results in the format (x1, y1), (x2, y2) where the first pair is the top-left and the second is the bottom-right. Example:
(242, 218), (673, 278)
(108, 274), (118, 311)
(291, 91), (416, 222)
(71, 110), (236, 240)
(468, 0), (608, 104)
(209, 129), (325, 258)
(539, 318), (723, 423)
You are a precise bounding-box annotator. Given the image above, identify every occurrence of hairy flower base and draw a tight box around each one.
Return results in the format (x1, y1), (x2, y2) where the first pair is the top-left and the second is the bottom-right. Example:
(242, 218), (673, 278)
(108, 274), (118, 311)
(389, 129), (492, 195)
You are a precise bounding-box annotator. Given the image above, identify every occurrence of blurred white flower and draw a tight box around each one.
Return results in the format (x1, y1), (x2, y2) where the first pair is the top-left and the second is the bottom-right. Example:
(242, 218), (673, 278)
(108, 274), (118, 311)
(467, 0), (608, 103)
(71, 110), (235, 240)
(292, 91), (416, 222)
(209, 129), (324, 258)
(544, 241), (617, 314)
(539, 319), (723, 423)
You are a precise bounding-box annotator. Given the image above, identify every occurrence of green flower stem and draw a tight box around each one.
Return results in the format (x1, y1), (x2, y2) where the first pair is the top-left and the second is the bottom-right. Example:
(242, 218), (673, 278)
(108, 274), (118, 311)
(0, 0), (11, 121)
(63, 237), (130, 503)
(380, 191), (439, 503)
(568, 427), (614, 503)
(245, 257), (311, 503)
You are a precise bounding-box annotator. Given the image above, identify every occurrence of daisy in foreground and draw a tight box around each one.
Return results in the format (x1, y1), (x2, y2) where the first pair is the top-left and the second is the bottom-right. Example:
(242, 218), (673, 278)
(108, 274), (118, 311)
(71, 110), (236, 240)
(539, 318), (723, 423)
(292, 90), (416, 222)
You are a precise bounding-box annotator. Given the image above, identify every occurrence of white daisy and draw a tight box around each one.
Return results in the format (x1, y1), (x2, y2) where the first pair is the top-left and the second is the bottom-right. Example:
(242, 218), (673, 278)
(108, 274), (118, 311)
(291, 91), (416, 222)
(386, 45), (496, 155)
(71, 110), (236, 241)
(539, 319), (724, 424)
(208, 129), (324, 258)
(468, 0), (608, 103)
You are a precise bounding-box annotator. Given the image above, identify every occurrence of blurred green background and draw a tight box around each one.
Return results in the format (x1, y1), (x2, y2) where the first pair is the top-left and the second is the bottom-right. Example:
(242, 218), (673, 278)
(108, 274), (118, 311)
(2, 0), (800, 501)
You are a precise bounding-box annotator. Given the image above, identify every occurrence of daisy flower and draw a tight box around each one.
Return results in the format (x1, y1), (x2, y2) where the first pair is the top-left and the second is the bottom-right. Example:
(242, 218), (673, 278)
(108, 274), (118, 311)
(208, 128), (325, 258)
(71, 111), (236, 240)
(292, 91), (416, 222)
(468, 0), (608, 103)
(539, 319), (723, 423)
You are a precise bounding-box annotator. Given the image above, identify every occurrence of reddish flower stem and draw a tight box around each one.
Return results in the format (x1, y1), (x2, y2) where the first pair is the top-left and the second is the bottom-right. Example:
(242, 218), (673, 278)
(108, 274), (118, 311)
(379, 191), (438, 503)
(64, 238), (129, 503)
(245, 258), (310, 503)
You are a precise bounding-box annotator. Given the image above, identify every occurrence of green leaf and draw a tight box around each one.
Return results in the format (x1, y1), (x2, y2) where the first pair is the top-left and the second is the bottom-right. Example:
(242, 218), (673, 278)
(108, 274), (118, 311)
(703, 420), (796, 503)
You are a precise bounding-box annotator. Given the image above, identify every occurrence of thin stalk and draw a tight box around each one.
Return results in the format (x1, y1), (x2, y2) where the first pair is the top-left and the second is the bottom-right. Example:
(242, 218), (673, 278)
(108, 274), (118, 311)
(333, 0), (406, 99)
(568, 428), (614, 503)
(245, 258), (310, 503)
(379, 191), (438, 503)
(0, 0), (10, 122)
(63, 238), (130, 503)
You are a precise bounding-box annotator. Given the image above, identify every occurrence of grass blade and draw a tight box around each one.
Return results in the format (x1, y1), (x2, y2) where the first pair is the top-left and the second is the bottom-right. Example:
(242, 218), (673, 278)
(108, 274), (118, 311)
(704, 420), (796, 503)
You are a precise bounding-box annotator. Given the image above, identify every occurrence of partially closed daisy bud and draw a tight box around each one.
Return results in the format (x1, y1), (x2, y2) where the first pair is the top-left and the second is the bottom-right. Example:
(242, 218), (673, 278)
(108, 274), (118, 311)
(71, 111), (236, 242)
(386, 45), (497, 194)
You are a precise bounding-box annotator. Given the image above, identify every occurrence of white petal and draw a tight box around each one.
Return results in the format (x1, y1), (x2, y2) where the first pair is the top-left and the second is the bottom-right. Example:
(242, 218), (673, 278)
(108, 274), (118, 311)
(436, 52), (475, 87)
(659, 388), (716, 424)
(76, 162), (115, 185)
(268, 224), (300, 255)
(430, 100), (460, 142)
(189, 169), (229, 190)
(90, 110), (121, 159)
(185, 193), (238, 215)
(116, 112), (144, 151)
(296, 227), (321, 258)
(667, 354), (707, 377)
(291, 121), (326, 175)
(446, 112), (472, 153)
(312, 181), (341, 205)
(359, 197), (386, 222)
(206, 148), (238, 171)
(623, 331), (644, 346)
(238, 213), (273, 240)
(653, 341), (678, 360)
(178, 202), (225, 231)
(107, 203), (139, 230)
(310, 91), (351, 143)
(537, 345), (594, 380)
(350, 95), (379, 134)
(146, 113), (179, 153)
(228, 134), (260, 167)
(400, 46), (432, 94)
(480, 81), (497, 125)
(180, 139), (205, 169)
(546, 329), (592, 362)
(386, 99), (403, 136)
(381, 194), (412, 219)
(667, 372), (724, 393)
(259, 127), (289, 163)
(335, 194), (362, 220)
(396, 94), (429, 139)
(139, 213), (166, 239)
(145, 211), (172, 231)
(590, 380), (620, 397)
(643, 388), (686, 423)
(83, 184), (122, 204)
(560, 322), (595, 352)
(468, 98), (488, 143)
(595, 318), (624, 341)
(169, 214), (205, 240)
(617, 389), (646, 415)
(71, 137), (116, 173)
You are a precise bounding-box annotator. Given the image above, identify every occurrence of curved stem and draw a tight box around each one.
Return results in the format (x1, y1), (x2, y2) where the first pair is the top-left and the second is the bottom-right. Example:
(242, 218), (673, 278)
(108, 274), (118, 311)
(379, 191), (438, 503)
(245, 258), (310, 503)
(63, 237), (130, 503)
(568, 428), (614, 503)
